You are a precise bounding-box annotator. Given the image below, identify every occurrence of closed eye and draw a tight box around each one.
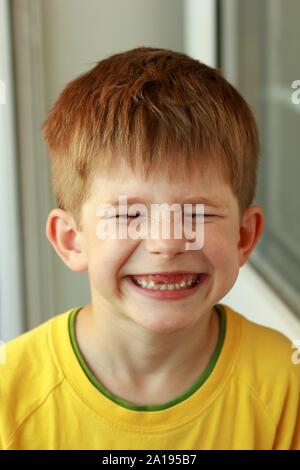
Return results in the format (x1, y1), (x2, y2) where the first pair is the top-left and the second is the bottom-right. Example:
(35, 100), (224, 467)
(191, 214), (215, 217)
(115, 213), (141, 219)
(114, 213), (216, 219)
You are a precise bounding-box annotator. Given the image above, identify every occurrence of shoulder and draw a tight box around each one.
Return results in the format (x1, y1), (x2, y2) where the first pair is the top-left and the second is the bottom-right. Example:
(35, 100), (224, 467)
(0, 309), (72, 448)
(224, 304), (297, 371)
(222, 304), (300, 422)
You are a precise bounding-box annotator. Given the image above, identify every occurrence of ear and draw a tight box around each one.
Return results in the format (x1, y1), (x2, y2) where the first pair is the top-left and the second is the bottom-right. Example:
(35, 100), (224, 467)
(238, 205), (265, 267)
(45, 208), (88, 272)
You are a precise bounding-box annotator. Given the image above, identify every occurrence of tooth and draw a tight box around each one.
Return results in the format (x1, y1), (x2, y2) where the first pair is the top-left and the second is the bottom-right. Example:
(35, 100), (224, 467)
(133, 277), (198, 290)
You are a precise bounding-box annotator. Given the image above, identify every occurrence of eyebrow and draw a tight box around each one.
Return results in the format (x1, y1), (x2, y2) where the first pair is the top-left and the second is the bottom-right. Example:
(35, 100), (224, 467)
(102, 196), (225, 208)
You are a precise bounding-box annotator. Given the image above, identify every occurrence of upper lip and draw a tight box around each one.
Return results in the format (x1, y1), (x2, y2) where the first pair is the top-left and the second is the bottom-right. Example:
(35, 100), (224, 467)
(129, 271), (201, 276)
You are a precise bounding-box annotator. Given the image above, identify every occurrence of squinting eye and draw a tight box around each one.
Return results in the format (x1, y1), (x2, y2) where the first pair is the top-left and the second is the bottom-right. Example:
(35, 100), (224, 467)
(115, 213), (141, 219)
(191, 214), (214, 217)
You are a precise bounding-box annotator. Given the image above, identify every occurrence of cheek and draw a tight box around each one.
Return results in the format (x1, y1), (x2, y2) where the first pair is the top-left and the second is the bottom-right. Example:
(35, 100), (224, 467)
(87, 238), (138, 292)
(202, 229), (240, 295)
(202, 226), (240, 270)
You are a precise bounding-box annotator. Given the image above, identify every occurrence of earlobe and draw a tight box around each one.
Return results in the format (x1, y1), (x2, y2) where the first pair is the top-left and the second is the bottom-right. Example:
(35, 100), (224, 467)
(45, 208), (88, 272)
(238, 205), (265, 267)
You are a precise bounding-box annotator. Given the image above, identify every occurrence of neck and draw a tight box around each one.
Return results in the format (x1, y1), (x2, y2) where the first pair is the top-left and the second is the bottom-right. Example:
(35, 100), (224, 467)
(74, 302), (220, 402)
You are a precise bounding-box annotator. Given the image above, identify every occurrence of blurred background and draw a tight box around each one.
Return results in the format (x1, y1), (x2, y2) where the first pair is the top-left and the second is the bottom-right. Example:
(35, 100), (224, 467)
(1, 0), (300, 341)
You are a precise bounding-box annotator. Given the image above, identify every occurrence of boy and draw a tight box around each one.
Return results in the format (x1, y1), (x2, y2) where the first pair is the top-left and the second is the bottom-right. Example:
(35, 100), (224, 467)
(0, 47), (299, 450)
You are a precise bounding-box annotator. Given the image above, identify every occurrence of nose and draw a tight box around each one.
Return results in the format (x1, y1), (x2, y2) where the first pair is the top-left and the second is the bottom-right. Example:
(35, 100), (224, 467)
(145, 237), (187, 258)
(143, 212), (193, 257)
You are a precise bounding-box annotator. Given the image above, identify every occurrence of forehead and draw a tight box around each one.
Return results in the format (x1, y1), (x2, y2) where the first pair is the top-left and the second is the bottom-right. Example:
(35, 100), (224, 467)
(88, 159), (235, 208)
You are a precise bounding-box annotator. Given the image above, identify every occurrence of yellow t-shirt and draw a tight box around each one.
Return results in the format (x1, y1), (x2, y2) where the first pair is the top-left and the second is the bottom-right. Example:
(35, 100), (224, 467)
(0, 303), (299, 450)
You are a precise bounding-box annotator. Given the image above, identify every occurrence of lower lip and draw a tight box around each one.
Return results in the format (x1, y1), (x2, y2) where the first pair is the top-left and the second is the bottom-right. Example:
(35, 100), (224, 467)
(125, 274), (206, 301)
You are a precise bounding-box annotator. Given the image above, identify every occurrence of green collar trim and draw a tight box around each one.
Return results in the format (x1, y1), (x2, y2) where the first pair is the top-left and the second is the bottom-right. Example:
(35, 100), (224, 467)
(68, 304), (226, 411)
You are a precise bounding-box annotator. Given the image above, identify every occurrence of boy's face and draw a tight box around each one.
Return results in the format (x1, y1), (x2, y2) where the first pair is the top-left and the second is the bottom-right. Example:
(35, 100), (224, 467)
(48, 159), (263, 334)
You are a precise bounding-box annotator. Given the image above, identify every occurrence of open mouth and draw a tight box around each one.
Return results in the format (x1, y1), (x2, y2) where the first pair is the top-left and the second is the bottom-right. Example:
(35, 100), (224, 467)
(126, 272), (206, 301)
(129, 273), (202, 291)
